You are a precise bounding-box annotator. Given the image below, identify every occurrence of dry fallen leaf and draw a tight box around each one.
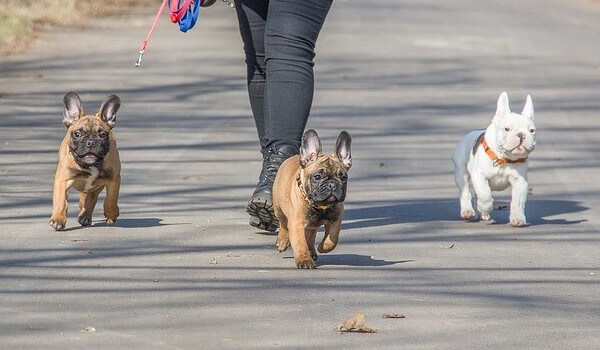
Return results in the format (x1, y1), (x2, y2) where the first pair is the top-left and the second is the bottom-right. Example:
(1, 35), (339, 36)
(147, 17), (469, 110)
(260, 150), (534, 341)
(382, 313), (406, 319)
(210, 258), (218, 265)
(441, 243), (455, 249)
(336, 312), (378, 333)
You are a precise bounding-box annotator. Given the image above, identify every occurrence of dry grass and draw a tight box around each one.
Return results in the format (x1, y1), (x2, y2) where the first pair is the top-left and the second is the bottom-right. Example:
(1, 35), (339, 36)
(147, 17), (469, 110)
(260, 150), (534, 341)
(0, 0), (159, 55)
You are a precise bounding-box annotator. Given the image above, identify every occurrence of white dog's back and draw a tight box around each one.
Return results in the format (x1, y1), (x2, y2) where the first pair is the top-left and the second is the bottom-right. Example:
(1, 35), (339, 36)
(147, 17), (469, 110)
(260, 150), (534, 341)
(452, 129), (484, 172)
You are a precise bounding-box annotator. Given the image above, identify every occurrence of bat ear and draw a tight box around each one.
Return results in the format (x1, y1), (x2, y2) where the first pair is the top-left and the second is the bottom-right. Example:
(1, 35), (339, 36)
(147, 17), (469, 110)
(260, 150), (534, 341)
(335, 131), (352, 169)
(63, 91), (83, 127)
(522, 94), (534, 120)
(299, 129), (322, 168)
(492, 91), (510, 125)
(98, 95), (121, 129)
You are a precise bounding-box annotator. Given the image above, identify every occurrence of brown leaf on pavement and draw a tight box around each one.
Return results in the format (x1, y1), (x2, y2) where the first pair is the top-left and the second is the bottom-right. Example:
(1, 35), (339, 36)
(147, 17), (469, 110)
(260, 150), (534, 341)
(382, 313), (406, 319)
(336, 312), (378, 333)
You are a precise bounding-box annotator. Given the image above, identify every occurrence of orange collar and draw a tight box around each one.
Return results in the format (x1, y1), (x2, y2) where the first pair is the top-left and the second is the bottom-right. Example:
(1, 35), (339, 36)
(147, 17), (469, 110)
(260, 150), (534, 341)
(481, 136), (527, 167)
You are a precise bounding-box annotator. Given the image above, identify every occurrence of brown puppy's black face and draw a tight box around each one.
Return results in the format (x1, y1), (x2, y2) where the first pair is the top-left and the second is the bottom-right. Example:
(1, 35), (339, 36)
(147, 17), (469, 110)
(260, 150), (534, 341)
(305, 157), (348, 204)
(68, 117), (111, 168)
(299, 129), (352, 206)
(61, 91), (120, 168)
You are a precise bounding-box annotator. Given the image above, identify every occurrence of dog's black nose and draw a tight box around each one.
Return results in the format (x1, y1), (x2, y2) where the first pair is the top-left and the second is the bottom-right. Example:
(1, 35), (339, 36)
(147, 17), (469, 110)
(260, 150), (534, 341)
(86, 140), (95, 147)
(517, 132), (525, 139)
(327, 182), (337, 190)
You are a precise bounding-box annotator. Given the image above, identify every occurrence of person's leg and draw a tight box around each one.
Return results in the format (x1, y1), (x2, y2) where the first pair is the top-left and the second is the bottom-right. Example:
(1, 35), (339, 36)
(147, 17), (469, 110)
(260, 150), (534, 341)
(234, 0), (269, 150)
(264, 0), (333, 149)
(235, 0), (277, 231)
(244, 0), (333, 232)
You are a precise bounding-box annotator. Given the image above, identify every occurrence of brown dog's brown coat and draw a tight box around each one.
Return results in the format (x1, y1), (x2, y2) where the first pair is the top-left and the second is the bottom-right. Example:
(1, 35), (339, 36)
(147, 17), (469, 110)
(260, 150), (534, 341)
(273, 130), (352, 269)
(50, 92), (121, 230)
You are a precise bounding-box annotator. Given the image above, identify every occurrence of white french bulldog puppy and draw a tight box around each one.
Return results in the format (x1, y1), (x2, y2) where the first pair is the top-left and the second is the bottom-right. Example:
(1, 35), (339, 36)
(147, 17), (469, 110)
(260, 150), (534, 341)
(452, 92), (536, 227)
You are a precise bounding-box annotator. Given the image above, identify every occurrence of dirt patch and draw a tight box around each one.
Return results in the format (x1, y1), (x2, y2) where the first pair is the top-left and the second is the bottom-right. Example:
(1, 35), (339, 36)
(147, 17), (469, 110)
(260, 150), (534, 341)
(0, 0), (160, 55)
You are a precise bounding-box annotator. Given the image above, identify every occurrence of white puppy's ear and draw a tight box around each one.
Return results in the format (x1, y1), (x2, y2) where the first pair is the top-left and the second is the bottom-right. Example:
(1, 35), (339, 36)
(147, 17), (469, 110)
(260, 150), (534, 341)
(521, 94), (534, 119)
(492, 91), (511, 124)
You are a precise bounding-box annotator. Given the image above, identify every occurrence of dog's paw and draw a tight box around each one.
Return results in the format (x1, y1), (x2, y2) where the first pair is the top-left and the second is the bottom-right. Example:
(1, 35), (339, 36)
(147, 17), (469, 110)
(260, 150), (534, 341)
(78, 215), (92, 226)
(276, 236), (290, 252)
(49, 217), (66, 231)
(510, 214), (527, 227)
(311, 251), (319, 262)
(105, 217), (117, 225)
(460, 209), (476, 220)
(295, 255), (317, 269)
(480, 213), (492, 221)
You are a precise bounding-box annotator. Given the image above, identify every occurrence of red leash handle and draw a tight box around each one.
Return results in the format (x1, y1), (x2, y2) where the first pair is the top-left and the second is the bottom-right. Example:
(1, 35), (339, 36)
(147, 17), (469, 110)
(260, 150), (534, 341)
(135, 0), (168, 67)
(170, 0), (195, 23)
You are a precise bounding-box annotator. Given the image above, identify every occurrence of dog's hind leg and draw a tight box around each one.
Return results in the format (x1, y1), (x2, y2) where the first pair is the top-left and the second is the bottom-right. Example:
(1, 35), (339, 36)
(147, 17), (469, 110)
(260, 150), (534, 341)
(78, 186), (103, 226)
(455, 171), (475, 220)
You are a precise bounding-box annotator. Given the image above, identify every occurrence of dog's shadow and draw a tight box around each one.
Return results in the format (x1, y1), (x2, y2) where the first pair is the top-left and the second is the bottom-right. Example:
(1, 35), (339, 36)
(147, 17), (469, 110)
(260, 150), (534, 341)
(490, 199), (588, 225)
(62, 217), (173, 231)
(317, 254), (413, 267)
(342, 198), (588, 229)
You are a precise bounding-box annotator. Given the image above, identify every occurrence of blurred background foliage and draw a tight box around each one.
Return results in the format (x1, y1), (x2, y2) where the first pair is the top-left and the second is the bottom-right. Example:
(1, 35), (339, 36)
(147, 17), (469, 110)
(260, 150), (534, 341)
(0, 0), (159, 54)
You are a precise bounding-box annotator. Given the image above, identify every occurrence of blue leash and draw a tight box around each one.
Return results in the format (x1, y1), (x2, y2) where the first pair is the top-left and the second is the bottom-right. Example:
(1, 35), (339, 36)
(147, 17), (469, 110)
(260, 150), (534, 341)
(176, 0), (201, 33)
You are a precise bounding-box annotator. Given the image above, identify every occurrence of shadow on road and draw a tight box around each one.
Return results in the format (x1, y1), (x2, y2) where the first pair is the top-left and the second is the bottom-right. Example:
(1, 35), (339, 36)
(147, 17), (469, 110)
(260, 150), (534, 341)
(343, 198), (589, 229)
(59, 217), (173, 231)
(316, 254), (413, 267)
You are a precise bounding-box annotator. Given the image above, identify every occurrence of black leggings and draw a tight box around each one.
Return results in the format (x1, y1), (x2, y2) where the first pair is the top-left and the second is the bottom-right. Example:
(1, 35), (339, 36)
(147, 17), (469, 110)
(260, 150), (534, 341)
(234, 0), (333, 151)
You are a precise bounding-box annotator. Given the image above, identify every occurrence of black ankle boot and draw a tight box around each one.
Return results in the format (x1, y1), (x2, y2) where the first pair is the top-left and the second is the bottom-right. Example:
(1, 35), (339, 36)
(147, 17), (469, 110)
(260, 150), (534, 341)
(247, 144), (298, 231)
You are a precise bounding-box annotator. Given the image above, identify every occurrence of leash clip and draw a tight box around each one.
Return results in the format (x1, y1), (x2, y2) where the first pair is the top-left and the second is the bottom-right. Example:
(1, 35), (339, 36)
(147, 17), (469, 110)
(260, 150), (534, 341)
(492, 159), (502, 167)
(135, 50), (145, 67)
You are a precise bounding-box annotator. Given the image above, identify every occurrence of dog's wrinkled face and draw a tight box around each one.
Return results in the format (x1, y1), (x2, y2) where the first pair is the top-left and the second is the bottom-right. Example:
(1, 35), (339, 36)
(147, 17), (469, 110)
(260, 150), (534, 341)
(492, 92), (536, 158)
(305, 157), (349, 204)
(68, 117), (111, 166)
(300, 129), (352, 205)
(62, 92), (120, 167)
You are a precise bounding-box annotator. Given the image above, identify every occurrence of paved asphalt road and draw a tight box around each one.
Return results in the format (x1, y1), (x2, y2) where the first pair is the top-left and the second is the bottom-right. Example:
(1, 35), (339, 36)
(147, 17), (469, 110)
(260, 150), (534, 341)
(1, 0), (599, 348)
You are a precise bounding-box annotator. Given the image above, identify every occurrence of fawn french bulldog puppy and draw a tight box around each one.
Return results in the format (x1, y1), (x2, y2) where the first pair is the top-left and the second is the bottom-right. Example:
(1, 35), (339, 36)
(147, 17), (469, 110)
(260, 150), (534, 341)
(50, 92), (121, 230)
(273, 129), (352, 269)
(452, 92), (536, 227)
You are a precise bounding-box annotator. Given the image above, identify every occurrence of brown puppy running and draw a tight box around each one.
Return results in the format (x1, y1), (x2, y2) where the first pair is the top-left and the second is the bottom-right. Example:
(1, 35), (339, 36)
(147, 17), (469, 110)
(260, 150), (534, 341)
(49, 91), (121, 231)
(273, 129), (352, 269)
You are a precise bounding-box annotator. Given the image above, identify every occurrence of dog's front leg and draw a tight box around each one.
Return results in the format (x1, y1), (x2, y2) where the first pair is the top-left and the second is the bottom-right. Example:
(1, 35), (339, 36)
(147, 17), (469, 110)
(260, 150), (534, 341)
(50, 177), (72, 230)
(78, 186), (103, 226)
(318, 212), (342, 254)
(103, 175), (120, 225)
(471, 173), (493, 221)
(509, 176), (528, 227)
(305, 228), (318, 261)
(288, 217), (316, 269)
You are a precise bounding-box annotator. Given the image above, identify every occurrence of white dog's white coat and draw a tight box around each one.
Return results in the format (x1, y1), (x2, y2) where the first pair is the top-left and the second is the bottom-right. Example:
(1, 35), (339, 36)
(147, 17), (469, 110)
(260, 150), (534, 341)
(452, 92), (536, 226)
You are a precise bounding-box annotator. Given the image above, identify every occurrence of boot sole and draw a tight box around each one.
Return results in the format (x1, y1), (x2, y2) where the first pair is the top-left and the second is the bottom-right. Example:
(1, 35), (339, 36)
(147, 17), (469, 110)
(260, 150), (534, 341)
(247, 198), (278, 232)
